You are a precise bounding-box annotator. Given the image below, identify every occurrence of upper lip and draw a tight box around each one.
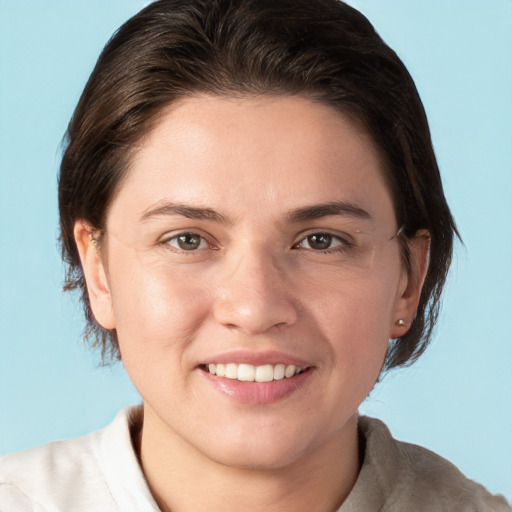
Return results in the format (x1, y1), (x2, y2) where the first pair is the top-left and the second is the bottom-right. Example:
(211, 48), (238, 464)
(198, 349), (312, 368)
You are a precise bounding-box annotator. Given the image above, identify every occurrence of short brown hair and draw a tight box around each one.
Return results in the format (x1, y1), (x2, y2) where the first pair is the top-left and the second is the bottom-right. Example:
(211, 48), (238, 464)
(59, 0), (458, 370)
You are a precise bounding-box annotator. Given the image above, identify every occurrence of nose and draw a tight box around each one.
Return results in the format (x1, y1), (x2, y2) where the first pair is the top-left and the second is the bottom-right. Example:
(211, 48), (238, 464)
(213, 248), (299, 335)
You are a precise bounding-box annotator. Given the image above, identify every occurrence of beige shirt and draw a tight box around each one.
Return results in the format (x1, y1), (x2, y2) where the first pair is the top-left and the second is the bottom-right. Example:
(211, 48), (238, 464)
(0, 406), (510, 511)
(341, 417), (511, 511)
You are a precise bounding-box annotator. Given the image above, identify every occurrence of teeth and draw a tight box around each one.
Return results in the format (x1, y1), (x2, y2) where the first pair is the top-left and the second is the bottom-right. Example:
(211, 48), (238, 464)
(273, 364), (285, 380)
(255, 364), (273, 383)
(207, 363), (304, 382)
(216, 363), (226, 377)
(225, 363), (238, 379)
(285, 365), (296, 378)
(238, 364), (255, 382)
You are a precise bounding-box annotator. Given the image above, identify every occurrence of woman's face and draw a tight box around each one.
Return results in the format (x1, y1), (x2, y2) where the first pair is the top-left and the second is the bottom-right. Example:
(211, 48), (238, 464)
(78, 95), (424, 469)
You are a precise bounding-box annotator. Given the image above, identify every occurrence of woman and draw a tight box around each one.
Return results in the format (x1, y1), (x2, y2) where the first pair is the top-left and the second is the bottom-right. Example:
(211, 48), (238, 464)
(0, 0), (510, 510)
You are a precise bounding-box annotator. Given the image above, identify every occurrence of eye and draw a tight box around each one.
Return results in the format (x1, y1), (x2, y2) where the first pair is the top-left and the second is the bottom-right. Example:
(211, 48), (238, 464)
(295, 232), (348, 252)
(164, 232), (209, 251)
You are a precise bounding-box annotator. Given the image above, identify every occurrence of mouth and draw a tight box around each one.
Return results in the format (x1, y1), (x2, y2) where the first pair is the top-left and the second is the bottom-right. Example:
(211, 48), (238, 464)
(198, 352), (314, 404)
(201, 363), (305, 383)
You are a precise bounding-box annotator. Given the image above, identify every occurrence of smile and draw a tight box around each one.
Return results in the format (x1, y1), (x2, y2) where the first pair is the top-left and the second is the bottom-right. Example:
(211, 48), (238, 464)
(206, 363), (304, 382)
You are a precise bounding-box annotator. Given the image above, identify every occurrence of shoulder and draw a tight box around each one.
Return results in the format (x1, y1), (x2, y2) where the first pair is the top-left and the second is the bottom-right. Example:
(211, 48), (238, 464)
(0, 407), (142, 511)
(355, 416), (511, 512)
(0, 430), (108, 511)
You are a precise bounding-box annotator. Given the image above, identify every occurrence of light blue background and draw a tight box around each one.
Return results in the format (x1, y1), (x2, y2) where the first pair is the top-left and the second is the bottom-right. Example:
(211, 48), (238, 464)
(1, 0), (511, 501)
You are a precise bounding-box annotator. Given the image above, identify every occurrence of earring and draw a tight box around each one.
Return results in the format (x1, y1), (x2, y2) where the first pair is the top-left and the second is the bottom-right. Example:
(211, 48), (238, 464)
(89, 232), (98, 244)
(395, 319), (407, 326)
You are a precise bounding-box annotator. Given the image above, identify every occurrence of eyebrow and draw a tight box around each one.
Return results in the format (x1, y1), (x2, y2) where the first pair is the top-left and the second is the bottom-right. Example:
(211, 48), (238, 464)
(140, 202), (231, 224)
(139, 200), (372, 225)
(286, 201), (372, 223)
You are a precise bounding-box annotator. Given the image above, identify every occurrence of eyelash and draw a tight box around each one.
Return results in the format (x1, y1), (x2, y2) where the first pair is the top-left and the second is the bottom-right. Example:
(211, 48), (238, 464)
(292, 232), (354, 253)
(160, 231), (354, 254)
(160, 232), (215, 253)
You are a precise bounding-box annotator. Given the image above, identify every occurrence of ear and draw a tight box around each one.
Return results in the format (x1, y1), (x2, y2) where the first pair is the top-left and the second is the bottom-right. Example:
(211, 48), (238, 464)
(390, 229), (430, 339)
(74, 220), (116, 330)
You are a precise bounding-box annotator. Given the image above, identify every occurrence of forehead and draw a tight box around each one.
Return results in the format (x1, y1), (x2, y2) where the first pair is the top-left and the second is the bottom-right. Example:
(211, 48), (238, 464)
(112, 94), (395, 229)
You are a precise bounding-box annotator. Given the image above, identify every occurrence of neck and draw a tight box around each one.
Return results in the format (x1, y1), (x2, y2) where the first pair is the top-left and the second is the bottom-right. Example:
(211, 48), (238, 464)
(137, 406), (360, 512)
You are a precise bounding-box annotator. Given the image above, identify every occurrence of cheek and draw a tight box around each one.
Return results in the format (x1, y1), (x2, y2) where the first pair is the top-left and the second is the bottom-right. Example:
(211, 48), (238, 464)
(106, 259), (217, 410)
(305, 268), (398, 337)
(305, 271), (398, 383)
(107, 254), (212, 358)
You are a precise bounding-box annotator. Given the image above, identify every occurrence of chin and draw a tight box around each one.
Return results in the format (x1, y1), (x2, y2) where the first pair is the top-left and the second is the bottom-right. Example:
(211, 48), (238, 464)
(214, 446), (305, 471)
(202, 427), (317, 471)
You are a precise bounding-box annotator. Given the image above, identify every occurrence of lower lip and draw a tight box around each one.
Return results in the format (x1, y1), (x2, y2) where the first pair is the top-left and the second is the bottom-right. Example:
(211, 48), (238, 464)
(200, 368), (313, 404)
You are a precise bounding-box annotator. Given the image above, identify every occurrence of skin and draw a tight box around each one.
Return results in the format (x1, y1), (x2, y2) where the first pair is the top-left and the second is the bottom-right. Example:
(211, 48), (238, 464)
(75, 95), (429, 512)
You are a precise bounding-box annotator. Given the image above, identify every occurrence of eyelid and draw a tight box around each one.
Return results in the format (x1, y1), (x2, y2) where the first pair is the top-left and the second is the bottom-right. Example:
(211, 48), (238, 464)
(159, 229), (218, 251)
(157, 228), (359, 252)
(293, 229), (356, 247)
